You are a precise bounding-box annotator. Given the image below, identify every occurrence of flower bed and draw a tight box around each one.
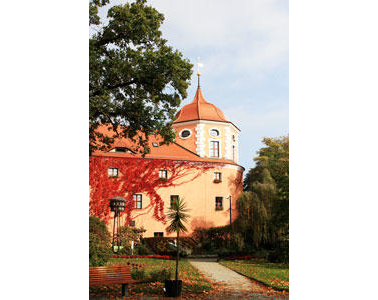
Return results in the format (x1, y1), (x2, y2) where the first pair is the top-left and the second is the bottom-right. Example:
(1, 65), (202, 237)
(112, 254), (174, 260)
(223, 255), (259, 260)
(108, 261), (144, 269)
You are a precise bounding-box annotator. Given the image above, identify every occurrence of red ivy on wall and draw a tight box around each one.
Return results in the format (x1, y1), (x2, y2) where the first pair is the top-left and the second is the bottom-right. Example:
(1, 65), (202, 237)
(89, 156), (217, 225)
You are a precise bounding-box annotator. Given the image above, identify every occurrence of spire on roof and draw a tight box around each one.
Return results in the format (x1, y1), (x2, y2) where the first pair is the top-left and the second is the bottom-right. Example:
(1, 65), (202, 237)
(196, 57), (203, 89)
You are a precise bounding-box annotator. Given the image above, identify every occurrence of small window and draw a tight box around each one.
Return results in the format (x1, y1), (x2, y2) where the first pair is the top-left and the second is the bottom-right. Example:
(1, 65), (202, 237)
(108, 168), (118, 178)
(232, 135), (236, 142)
(154, 232), (163, 237)
(179, 129), (191, 139)
(129, 220), (135, 227)
(133, 194), (142, 209)
(209, 129), (220, 137)
(152, 142), (159, 147)
(170, 195), (179, 208)
(159, 169), (168, 179)
(215, 197), (223, 210)
(214, 172), (222, 182)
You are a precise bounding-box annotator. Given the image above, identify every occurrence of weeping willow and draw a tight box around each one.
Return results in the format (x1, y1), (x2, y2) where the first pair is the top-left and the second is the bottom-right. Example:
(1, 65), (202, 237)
(234, 167), (278, 249)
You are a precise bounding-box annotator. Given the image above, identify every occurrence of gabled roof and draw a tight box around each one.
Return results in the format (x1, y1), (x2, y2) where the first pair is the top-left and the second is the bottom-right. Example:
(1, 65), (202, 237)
(92, 125), (243, 168)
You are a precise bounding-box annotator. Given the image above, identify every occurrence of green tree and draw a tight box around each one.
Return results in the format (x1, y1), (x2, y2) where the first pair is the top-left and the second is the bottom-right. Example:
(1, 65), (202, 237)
(89, 216), (112, 266)
(235, 168), (277, 249)
(166, 197), (190, 283)
(89, 0), (193, 155)
(254, 136), (289, 230)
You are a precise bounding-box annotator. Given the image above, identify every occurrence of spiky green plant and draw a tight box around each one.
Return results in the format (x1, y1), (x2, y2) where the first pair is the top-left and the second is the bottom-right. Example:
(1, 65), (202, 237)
(166, 197), (190, 282)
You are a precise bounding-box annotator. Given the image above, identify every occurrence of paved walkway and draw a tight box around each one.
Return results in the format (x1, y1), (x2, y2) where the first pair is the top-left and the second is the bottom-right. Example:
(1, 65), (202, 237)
(90, 259), (288, 299)
(189, 258), (288, 299)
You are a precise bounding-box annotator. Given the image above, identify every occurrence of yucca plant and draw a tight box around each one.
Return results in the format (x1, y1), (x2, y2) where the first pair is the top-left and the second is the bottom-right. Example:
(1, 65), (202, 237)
(165, 197), (190, 296)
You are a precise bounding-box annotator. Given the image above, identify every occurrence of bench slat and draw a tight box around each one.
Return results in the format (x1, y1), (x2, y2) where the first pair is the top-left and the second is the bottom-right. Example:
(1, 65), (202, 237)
(89, 265), (137, 287)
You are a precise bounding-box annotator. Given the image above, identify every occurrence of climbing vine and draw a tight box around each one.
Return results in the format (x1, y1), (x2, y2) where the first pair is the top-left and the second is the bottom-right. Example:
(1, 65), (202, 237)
(89, 156), (217, 225)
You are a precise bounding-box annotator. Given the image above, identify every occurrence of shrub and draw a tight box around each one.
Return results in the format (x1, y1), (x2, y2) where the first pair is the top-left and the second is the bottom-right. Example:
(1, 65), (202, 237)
(89, 216), (112, 266)
(136, 243), (153, 255)
(117, 246), (132, 255)
(156, 239), (170, 253)
(131, 268), (146, 280)
(149, 268), (172, 282)
(117, 226), (140, 250)
(268, 240), (289, 263)
(217, 248), (238, 259)
(180, 247), (192, 257)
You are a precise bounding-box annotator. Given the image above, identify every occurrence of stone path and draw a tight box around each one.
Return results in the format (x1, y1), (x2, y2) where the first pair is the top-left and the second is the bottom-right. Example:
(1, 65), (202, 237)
(189, 258), (288, 299)
(90, 259), (288, 299)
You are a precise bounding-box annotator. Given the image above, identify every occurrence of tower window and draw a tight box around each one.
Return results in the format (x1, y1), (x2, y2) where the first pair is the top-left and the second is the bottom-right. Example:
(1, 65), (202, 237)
(179, 129), (192, 139)
(129, 220), (135, 227)
(232, 135), (235, 142)
(209, 129), (220, 137)
(210, 141), (219, 157)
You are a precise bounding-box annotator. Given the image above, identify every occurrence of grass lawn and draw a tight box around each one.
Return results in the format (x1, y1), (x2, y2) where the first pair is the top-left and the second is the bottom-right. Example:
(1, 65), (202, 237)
(89, 258), (213, 297)
(219, 259), (289, 291)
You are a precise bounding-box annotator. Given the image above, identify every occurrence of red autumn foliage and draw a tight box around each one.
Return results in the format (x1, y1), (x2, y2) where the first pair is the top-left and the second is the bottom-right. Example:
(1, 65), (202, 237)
(112, 254), (174, 260)
(89, 156), (216, 224)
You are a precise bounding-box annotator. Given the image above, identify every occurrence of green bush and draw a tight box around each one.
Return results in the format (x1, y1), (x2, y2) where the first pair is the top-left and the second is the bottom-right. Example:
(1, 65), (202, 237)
(180, 247), (192, 257)
(116, 246), (132, 255)
(268, 240), (289, 263)
(156, 239), (170, 253)
(89, 216), (112, 266)
(217, 248), (238, 259)
(136, 243), (153, 255)
(131, 268), (146, 280)
(149, 268), (172, 282)
(118, 226), (139, 248)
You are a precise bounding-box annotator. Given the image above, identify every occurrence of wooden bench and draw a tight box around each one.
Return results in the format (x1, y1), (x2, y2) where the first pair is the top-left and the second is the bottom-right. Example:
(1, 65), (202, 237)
(89, 265), (138, 297)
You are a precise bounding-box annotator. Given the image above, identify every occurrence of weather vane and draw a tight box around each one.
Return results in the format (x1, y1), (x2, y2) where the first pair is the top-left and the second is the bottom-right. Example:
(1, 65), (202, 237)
(196, 57), (204, 88)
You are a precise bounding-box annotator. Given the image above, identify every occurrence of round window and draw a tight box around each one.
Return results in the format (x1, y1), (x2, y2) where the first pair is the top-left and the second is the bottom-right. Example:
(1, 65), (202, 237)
(180, 130), (191, 138)
(209, 129), (220, 137)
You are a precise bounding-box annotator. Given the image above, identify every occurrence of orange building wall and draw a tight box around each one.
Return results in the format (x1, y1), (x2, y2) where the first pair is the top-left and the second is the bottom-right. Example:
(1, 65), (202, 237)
(109, 164), (243, 238)
(172, 123), (198, 153)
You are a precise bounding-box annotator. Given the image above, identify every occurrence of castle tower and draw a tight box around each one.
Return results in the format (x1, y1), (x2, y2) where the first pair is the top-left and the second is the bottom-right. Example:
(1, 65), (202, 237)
(173, 87), (240, 164)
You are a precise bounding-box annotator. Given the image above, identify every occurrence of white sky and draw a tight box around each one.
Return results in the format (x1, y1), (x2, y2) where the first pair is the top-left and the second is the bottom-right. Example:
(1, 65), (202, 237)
(98, 0), (289, 173)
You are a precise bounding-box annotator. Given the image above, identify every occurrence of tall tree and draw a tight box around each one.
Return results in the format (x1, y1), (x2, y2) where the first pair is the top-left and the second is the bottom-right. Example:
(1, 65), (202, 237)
(254, 136), (289, 229)
(89, 0), (193, 155)
(236, 168), (277, 249)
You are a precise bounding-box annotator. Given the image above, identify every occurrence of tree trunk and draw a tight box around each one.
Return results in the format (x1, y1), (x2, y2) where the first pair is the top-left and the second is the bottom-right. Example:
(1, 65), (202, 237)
(176, 230), (179, 281)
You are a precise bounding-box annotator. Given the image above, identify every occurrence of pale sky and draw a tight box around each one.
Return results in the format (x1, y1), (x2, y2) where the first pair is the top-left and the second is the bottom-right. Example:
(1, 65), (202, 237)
(97, 0), (289, 173)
